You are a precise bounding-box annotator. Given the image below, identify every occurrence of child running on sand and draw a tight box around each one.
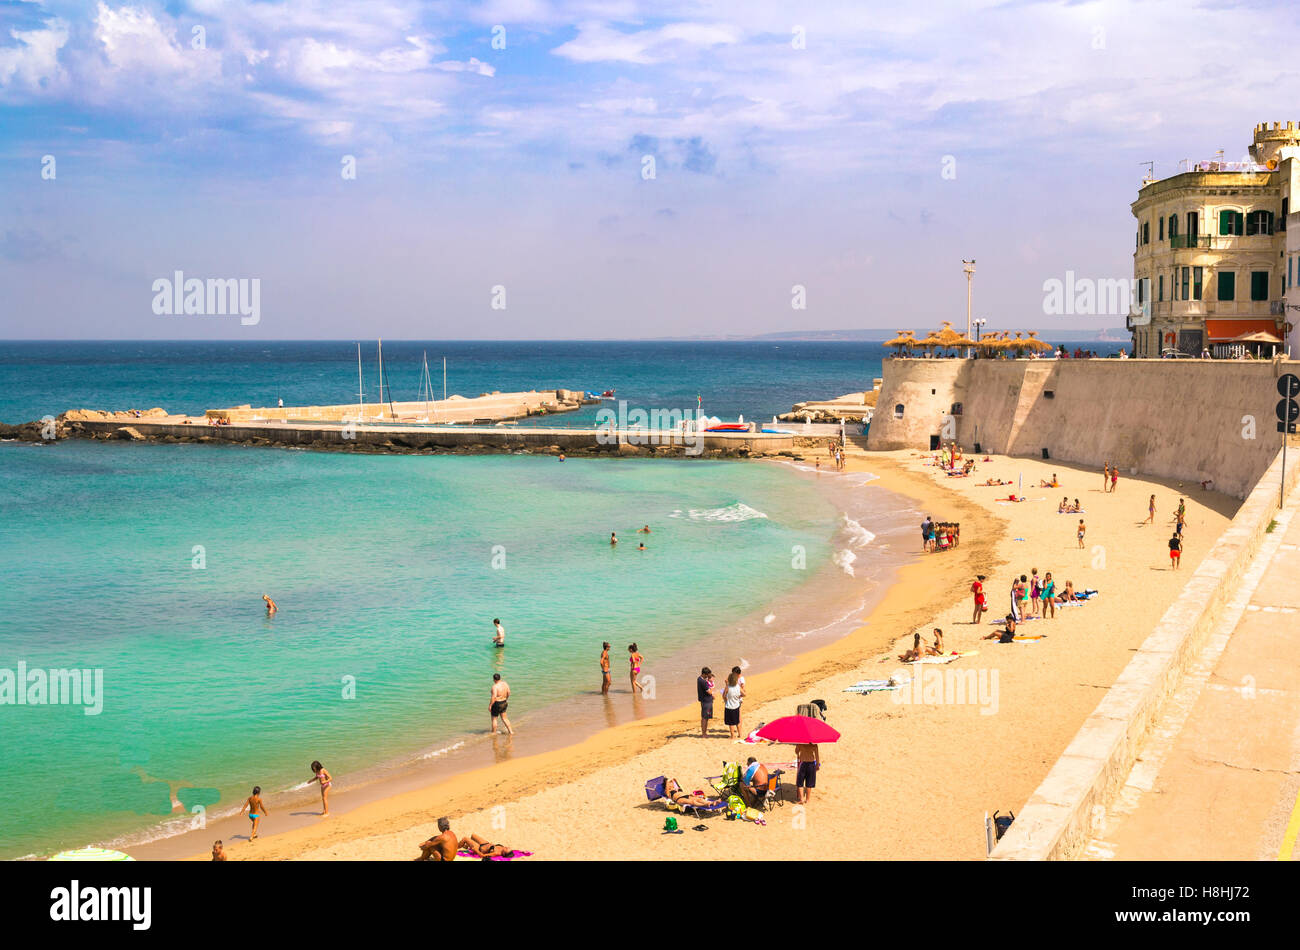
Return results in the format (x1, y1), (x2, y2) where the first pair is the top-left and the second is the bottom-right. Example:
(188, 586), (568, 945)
(239, 786), (268, 840)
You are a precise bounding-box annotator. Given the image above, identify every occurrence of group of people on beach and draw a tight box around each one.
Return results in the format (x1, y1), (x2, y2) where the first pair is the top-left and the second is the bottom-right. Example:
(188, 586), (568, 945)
(920, 514), (960, 552)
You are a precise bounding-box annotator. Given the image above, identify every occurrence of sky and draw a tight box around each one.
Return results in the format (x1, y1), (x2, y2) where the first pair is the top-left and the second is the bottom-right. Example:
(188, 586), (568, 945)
(1, 0), (1297, 340)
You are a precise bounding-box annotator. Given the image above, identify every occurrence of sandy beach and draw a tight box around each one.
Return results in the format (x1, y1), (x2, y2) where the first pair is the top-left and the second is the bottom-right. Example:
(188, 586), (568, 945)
(191, 448), (1237, 861)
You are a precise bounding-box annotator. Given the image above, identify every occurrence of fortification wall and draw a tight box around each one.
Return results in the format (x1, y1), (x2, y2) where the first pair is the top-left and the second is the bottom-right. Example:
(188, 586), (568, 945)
(867, 358), (1297, 498)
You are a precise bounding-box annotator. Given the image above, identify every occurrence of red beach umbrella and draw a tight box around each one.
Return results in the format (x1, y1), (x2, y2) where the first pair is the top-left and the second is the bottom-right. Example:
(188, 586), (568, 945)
(754, 716), (841, 744)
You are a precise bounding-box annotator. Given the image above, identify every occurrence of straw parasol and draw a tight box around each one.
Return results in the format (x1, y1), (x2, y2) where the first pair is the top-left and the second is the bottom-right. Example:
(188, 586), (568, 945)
(884, 329), (918, 354)
(1024, 331), (1055, 353)
(916, 330), (945, 352)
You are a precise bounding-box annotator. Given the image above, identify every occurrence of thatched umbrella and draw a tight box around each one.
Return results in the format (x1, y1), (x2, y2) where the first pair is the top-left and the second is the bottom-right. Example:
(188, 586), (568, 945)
(916, 331), (945, 353)
(1024, 330), (1054, 353)
(884, 330), (918, 355)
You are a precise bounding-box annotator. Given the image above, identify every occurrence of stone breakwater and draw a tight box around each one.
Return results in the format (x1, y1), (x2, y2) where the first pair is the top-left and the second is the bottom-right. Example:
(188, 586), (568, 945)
(1, 414), (801, 460)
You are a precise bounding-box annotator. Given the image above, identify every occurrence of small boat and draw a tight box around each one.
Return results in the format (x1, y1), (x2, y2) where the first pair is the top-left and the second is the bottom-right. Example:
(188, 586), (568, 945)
(600, 389), (616, 399)
(705, 422), (750, 432)
(761, 428), (794, 434)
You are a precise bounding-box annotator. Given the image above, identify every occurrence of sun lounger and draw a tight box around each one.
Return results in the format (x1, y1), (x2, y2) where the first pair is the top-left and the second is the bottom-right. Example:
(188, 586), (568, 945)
(645, 775), (728, 818)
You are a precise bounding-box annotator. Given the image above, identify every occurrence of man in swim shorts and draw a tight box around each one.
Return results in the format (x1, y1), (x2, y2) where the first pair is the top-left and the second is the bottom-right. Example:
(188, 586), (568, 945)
(490, 673), (513, 734)
(1168, 533), (1182, 570)
(414, 817), (457, 861)
(795, 742), (819, 804)
(697, 667), (714, 738)
(492, 618), (505, 647)
(600, 642), (611, 694)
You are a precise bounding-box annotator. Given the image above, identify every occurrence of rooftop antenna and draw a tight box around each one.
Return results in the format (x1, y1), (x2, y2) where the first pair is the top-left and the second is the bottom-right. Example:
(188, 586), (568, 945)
(1140, 161), (1155, 184)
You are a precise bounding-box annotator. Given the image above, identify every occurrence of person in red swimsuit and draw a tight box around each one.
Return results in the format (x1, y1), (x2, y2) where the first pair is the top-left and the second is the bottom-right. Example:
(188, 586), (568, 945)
(971, 575), (987, 624)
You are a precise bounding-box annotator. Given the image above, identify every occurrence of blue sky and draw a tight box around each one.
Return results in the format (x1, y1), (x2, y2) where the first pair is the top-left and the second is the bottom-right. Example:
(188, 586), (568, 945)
(1, 0), (1297, 339)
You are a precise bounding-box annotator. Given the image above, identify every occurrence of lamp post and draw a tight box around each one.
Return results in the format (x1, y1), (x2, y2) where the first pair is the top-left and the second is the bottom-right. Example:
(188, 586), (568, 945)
(963, 259), (976, 358)
(973, 318), (987, 359)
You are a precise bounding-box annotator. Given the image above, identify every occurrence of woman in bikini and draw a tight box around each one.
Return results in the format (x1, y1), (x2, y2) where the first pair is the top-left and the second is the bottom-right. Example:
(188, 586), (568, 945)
(628, 643), (644, 693)
(310, 760), (332, 816)
(459, 832), (517, 859)
(239, 786), (268, 840)
(927, 628), (945, 655)
(899, 632), (924, 663)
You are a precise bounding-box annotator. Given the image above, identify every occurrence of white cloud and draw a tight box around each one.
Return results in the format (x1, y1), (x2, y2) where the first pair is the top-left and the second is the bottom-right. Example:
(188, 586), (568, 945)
(0, 19), (68, 91)
(435, 57), (495, 77)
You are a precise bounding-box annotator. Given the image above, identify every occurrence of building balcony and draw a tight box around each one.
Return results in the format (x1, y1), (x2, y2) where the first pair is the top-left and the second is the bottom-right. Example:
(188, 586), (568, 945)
(1169, 234), (1209, 249)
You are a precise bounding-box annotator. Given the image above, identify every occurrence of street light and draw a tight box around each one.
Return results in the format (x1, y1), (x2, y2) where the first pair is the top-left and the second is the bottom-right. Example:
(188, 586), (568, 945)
(973, 318), (987, 358)
(963, 260), (976, 358)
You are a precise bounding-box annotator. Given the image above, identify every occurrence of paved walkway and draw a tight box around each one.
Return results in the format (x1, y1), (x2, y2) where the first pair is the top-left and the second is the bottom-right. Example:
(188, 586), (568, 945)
(1085, 501), (1300, 860)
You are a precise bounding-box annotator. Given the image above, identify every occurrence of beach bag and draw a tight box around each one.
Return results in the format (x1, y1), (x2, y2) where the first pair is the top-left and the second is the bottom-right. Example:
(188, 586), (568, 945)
(718, 762), (740, 790)
(663, 817), (679, 832)
(991, 810), (1015, 841)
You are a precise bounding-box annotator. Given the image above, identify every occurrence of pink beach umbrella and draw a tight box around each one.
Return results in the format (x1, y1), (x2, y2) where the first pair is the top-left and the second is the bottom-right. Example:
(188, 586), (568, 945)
(754, 716), (841, 744)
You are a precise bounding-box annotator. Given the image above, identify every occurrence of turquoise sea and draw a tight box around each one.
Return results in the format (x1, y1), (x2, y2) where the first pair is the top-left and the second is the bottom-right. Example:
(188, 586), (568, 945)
(0, 428), (911, 859)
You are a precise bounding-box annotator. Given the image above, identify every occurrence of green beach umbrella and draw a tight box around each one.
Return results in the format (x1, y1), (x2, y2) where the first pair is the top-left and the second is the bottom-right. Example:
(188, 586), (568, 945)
(49, 846), (135, 861)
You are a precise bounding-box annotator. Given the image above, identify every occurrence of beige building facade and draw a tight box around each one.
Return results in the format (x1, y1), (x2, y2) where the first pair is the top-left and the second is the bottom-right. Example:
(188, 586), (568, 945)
(1129, 122), (1300, 358)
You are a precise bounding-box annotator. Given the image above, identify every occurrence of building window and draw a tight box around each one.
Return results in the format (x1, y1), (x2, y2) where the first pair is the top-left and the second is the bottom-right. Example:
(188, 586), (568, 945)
(894, 404), (904, 420)
(1282, 198), (1290, 230)
(1158, 274), (1164, 301)
(1290, 256), (1294, 290)
(1168, 214), (1179, 239)
(1246, 210), (1274, 236)
(1220, 209), (1244, 235)
(1251, 271), (1269, 301)
(1218, 271), (1235, 301)
(1159, 217), (1165, 241)
(951, 402), (963, 415)
(1187, 211), (1198, 239)
(1180, 267), (1190, 300)
(1138, 278), (1146, 304)
(1142, 221), (1150, 244)
(1193, 266), (1203, 301)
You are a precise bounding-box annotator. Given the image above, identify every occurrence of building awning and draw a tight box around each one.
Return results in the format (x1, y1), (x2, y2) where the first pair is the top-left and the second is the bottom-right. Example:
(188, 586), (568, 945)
(1229, 329), (1283, 344)
(1204, 318), (1282, 342)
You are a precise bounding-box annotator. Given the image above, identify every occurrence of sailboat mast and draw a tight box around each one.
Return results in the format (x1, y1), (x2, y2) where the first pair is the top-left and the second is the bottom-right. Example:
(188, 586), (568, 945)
(377, 339), (385, 420)
(356, 342), (364, 420)
(443, 357), (447, 402)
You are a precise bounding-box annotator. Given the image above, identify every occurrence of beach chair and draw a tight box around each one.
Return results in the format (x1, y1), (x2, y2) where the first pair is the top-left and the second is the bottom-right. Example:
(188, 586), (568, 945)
(645, 775), (727, 819)
(795, 700), (828, 721)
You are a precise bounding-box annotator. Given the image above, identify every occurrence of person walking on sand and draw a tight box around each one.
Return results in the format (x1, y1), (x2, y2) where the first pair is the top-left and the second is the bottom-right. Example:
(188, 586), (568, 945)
(600, 641), (611, 694)
(920, 515), (933, 554)
(239, 786), (268, 840)
(309, 761), (332, 816)
(1077, 519), (1086, 549)
(1111, 467), (1119, 493)
(722, 668), (745, 739)
(795, 741), (820, 804)
(1146, 494), (1156, 525)
(492, 618), (505, 647)
(628, 643), (644, 693)
(489, 673), (513, 735)
(971, 575), (987, 624)
(1176, 505), (1186, 537)
(262, 594), (277, 615)
(1103, 462), (1110, 492)
(1168, 533), (1183, 570)
(697, 666), (715, 738)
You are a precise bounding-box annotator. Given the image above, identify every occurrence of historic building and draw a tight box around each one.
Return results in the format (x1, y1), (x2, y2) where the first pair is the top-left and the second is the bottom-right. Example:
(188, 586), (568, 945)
(1129, 122), (1300, 358)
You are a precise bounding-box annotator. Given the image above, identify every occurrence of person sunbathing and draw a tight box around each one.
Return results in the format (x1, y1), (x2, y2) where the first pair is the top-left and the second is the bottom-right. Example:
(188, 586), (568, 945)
(926, 628), (945, 655)
(664, 778), (721, 810)
(982, 615), (1017, 643)
(899, 632), (924, 662)
(1058, 580), (1078, 603)
(1039, 474), (1059, 487)
(459, 832), (517, 859)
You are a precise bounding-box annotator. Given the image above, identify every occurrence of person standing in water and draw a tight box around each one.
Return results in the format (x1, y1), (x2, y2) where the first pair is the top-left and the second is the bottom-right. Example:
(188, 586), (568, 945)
(490, 673), (513, 735)
(492, 618), (505, 647)
(600, 642), (612, 694)
(262, 594), (277, 615)
(638, 525), (651, 534)
(610, 532), (618, 546)
(309, 761), (332, 816)
(239, 785), (268, 840)
(628, 643), (644, 693)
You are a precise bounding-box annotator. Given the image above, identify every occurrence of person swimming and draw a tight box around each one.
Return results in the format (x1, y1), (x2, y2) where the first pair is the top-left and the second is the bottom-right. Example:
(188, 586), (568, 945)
(493, 618), (506, 647)
(262, 594), (277, 615)
(638, 525), (651, 533)
(637, 542), (646, 551)
(610, 532), (618, 545)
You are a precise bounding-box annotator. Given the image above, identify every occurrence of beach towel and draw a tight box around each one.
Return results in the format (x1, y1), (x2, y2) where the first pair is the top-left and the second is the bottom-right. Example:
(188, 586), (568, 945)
(910, 654), (959, 664)
(843, 677), (908, 693)
(457, 848), (534, 861)
(1012, 635), (1046, 641)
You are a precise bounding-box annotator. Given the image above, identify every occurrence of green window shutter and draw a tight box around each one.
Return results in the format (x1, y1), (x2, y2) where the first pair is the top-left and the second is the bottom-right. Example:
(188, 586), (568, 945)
(1220, 209), (1230, 233)
(1217, 271), (1235, 301)
(1250, 271), (1268, 301)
